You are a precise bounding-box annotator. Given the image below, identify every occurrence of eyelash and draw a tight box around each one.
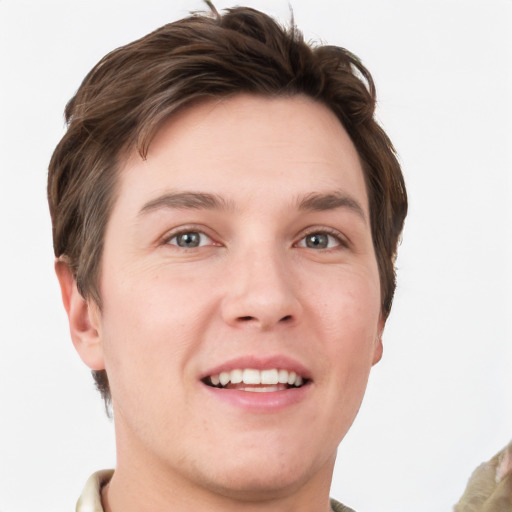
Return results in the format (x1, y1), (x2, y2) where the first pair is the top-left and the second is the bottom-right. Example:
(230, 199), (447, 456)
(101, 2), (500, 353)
(162, 226), (348, 251)
(295, 228), (348, 250)
(162, 226), (218, 249)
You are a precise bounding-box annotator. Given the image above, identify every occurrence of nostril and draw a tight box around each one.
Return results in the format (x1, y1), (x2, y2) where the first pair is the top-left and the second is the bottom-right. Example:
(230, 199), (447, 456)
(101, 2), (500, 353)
(237, 315), (292, 324)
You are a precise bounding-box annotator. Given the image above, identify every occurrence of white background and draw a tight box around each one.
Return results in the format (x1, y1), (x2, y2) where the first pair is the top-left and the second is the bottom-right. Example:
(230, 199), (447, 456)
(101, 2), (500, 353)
(0, 1), (511, 511)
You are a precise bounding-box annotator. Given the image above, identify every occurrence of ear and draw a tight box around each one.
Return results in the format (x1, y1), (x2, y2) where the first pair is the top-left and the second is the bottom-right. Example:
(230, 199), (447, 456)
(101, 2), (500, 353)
(55, 259), (105, 371)
(372, 315), (385, 366)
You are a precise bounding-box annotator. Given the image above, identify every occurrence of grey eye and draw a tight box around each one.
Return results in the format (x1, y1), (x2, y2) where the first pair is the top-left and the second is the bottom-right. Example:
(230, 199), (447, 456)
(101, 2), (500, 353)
(167, 230), (217, 249)
(173, 232), (202, 248)
(298, 232), (341, 249)
(305, 233), (329, 249)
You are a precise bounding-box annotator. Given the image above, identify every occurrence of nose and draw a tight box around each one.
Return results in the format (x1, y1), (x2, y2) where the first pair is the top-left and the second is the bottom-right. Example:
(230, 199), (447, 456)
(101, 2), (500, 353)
(220, 246), (303, 330)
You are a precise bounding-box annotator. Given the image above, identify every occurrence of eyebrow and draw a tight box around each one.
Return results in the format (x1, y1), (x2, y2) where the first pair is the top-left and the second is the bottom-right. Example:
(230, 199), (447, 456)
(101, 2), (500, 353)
(138, 191), (233, 216)
(297, 192), (367, 223)
(138, 190), (366, 222)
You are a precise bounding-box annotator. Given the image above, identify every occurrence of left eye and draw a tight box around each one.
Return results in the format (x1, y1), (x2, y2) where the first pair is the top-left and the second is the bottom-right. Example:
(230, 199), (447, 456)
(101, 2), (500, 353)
(297, 232), (341, 249)
(168, 231), (212, 248)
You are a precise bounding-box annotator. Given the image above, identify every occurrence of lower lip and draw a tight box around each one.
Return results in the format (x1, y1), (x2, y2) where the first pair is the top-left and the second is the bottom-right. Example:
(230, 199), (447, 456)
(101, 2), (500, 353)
(202, 384), (311, 412)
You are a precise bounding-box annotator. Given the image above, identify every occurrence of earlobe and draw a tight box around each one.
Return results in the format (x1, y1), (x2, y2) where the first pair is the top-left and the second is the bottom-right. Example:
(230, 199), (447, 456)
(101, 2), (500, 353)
(372, 317), (385, 366)
(55, 259), (105, 371)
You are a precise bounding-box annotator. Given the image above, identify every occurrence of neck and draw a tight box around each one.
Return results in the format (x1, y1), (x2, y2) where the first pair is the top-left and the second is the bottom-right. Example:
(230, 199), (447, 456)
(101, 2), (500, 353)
(103, 476), (334, 512)
(102, 436), (336, 512)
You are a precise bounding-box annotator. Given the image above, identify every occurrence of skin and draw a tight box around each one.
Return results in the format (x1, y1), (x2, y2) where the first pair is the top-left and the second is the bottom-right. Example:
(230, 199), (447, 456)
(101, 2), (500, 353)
(57, 94), (384, 512)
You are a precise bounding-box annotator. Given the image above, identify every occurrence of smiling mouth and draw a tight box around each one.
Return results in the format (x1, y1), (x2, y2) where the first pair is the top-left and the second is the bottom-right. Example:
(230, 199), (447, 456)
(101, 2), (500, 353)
(202, 368), (308, 392)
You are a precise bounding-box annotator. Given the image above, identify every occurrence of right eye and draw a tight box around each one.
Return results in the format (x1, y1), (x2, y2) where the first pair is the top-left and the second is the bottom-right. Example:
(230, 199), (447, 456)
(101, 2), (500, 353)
(167, 231), (213, 248)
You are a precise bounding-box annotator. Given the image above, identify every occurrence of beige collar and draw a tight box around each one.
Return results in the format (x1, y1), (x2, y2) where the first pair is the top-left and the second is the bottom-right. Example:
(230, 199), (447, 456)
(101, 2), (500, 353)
(76, 469), (113, 512)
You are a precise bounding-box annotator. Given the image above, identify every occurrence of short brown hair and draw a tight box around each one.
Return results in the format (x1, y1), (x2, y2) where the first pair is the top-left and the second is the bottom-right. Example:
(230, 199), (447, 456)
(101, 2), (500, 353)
(48, 6), (407, 406)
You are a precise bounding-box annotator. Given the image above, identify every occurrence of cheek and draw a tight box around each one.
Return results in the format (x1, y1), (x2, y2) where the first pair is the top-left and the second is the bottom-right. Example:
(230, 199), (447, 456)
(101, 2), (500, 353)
(310, 267), (382, 380)
(310, 265), (381, 334)
(97, 268), (213, 398)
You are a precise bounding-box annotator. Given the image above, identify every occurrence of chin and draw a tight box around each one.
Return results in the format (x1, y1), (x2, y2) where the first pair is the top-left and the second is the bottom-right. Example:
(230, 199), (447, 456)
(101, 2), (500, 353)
(188, 448), (334, 501)
(204, 468), (308, 501)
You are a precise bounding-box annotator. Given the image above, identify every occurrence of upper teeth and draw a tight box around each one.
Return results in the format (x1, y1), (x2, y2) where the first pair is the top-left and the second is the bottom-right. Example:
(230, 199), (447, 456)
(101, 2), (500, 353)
(209, 368), (304, 387)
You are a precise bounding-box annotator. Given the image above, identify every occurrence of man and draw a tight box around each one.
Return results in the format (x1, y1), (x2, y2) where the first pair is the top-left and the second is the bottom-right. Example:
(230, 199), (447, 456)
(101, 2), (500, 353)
(48, 5), (407, 512)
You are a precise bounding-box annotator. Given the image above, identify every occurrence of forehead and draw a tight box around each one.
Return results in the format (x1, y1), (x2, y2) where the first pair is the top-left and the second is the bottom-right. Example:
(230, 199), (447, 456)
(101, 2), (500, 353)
(115, 94), (367, 214)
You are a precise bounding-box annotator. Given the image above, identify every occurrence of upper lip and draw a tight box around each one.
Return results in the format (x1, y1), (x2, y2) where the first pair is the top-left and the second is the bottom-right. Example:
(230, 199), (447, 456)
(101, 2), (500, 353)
(199, 355), (312, 381)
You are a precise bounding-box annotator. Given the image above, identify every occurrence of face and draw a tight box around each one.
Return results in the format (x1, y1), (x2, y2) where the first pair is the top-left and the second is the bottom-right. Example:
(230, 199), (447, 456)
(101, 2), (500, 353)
(86, 95), (383, 499)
